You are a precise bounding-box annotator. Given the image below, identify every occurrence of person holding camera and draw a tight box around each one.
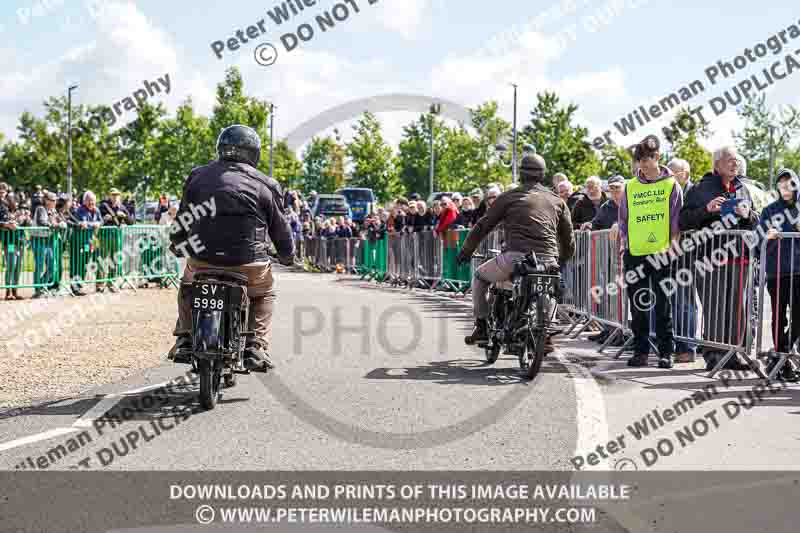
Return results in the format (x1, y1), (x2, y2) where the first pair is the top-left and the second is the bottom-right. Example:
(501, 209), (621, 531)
(679, 146), (759, 371)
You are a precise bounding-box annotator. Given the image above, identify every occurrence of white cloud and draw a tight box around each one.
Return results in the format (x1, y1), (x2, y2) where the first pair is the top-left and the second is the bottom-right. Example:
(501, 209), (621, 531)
(372, 0), (431, 40)
(0, 1), (180, 138)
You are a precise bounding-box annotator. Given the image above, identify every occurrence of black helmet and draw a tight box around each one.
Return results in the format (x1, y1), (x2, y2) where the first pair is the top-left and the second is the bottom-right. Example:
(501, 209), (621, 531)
(519, 154), (547, 184)
(216, 125), (262, 167)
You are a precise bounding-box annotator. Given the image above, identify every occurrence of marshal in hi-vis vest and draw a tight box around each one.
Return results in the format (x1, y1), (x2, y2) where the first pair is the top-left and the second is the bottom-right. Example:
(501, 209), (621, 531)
(626, 177), (674, 256)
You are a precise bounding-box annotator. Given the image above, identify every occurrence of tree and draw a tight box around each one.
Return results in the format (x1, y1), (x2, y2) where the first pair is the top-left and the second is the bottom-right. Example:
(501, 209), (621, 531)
(520, 92), (601, 185)
(271, 139), (303, 191)
(599, 143), (633, 178)
(734, 94), (800, 185)
(151, 98), (213, 196)
(345, 111), (402, 201)
(666, 107), (713, 179)
(466, 101), (513, 187)
(301, 133), (346, 194)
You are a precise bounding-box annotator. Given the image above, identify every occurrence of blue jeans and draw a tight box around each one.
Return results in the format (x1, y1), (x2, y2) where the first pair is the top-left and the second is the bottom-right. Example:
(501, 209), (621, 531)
(673, 283), (697, 354)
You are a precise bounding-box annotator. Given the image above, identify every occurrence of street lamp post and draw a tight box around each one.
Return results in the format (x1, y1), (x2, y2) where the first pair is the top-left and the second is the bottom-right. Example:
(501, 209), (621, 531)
(768, 125), (776, 190)
(511, 83), (518, 185)
(428, 103), (441, 197)
(268, 102), (275, 179)
(67, 84), (78, 201)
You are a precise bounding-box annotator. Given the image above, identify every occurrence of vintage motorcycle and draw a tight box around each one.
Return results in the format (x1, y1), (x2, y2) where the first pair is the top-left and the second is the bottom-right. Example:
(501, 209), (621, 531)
(189, 269), (252, 409)
(475, 250), (561, 380)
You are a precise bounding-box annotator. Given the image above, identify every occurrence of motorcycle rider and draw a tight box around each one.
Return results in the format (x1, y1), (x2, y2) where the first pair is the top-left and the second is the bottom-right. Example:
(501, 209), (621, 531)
(456, 153), (576, 346)
(168, 125), (295, 372)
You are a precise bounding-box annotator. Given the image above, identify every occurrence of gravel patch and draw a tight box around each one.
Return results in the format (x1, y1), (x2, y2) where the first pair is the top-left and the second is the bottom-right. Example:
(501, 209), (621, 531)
(0, 287), (177, 410)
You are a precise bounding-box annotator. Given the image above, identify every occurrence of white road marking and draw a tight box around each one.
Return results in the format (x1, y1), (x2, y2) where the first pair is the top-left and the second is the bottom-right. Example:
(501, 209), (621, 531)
(1, 380), (173, 453)
(0, 427), (79, 453)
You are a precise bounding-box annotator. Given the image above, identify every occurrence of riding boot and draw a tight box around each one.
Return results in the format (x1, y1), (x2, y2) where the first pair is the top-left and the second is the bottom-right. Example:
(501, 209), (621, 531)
(244, 295), (275, 372)
(465, 318), (488, 345)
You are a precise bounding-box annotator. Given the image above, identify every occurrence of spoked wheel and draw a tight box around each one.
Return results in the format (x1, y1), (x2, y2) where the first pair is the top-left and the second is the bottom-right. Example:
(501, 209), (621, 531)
(520, 295), (547, 381)
(523, 331), (547, 381)
(198, 359), (221, 410)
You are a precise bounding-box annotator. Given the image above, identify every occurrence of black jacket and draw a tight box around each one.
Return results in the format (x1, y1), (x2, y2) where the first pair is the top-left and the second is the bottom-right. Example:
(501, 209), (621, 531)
(571, 192), (607, 226)
(172, 159), (294, 266)
(679, 172), (759, 232)
(591, 199), (619, 230)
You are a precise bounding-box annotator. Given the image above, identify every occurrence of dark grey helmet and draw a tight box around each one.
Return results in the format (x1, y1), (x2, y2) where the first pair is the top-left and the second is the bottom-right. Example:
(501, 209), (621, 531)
(519, 153), (547, 183)
(216, 124), (262, 167)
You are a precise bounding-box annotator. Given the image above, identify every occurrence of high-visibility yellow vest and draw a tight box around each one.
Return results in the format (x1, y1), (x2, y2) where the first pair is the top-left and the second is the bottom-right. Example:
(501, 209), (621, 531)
(626, 177), (674, 256)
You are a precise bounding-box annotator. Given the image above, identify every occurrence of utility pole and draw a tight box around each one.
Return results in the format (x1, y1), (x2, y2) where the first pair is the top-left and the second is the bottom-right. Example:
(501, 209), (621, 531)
(429, 103), (441, 197)
(511, 83), (518, 185)
(768, 125), (776, 190)
(67, 84), (78, 200)
(269, 102), (275, 178)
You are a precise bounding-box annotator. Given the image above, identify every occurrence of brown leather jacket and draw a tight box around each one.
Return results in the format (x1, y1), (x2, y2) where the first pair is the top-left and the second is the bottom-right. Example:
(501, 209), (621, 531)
(460, 182), (576, 264)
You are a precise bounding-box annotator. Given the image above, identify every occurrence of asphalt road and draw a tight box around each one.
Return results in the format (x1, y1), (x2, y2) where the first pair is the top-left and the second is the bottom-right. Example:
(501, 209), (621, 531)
(3, 269), (800, 532)
(0, 269), (580, 471)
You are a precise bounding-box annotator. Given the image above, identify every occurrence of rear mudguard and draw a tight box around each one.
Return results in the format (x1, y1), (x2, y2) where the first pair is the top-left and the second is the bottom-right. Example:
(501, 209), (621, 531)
(193, 310), (224, 357)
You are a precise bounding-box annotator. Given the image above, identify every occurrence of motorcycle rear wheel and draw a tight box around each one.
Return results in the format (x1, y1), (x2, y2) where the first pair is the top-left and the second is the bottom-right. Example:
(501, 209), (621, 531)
(198, 359), (221, 410)
(521, 296), (547, 381)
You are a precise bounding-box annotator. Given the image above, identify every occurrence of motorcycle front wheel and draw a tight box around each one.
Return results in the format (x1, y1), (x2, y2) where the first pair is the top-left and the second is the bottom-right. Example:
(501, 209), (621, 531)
(198, 359), (221, 410)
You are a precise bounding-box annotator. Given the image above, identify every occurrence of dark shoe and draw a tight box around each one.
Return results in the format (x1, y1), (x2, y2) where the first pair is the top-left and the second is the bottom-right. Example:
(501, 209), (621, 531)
(704, 352), (719, 371)
(465, 319), (489, 345)
(658, 354), (674, 369)
(168, 335), (193, 364)
(627, 353), (649, 367)
(108, 285), (119, 294)
(723, 356), (752, 372)
(244, 343), (274, 372)
(32, 290), (43, 299)
(96, 286), (105, 293)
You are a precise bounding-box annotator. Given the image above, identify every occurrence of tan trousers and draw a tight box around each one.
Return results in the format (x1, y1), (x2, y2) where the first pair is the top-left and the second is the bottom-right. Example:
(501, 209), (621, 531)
(173, 257), (276, 351)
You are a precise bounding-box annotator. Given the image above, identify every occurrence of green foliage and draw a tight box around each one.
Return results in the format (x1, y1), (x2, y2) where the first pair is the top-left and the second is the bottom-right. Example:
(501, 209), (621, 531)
(520, 92), (601, 185)
(665, 107), (713, 179)
(734, 94), (800, 185)
(345, 112), (402, 201)
(599, 143), (633, 178)
(301, 132), (347, 194)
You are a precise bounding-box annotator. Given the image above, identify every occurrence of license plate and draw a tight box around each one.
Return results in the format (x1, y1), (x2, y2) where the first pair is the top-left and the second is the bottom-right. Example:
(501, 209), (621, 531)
(192, 283), (230, 311)
(530, 274), (558, 294)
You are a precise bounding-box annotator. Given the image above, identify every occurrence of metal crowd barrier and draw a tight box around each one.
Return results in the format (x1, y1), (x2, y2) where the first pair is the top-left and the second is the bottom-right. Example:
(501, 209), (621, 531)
(755, 232), (800, 380)
(582, 229), (765, 378)
(298, 226), (798, 381)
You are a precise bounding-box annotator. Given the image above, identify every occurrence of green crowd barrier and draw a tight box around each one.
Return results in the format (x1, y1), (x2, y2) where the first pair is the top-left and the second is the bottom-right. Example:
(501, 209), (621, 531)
(439, 230), (472, 293)
(1, 227), (63, 292)
(0, 224), (180, 294)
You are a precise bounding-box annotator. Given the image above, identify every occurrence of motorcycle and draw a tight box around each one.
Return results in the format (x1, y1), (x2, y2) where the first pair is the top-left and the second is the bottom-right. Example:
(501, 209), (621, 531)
(475, 250), (561, 380)
(189, 268), (252, 409)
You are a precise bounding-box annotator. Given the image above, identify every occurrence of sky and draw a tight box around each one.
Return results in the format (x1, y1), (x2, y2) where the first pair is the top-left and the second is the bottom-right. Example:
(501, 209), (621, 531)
(1, 0), (799, 160)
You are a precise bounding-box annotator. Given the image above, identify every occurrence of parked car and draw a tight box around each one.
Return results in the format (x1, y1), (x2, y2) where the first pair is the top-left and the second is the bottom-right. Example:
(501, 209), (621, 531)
(311, 194), (352, 219)
(336, 187), (376, 223)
